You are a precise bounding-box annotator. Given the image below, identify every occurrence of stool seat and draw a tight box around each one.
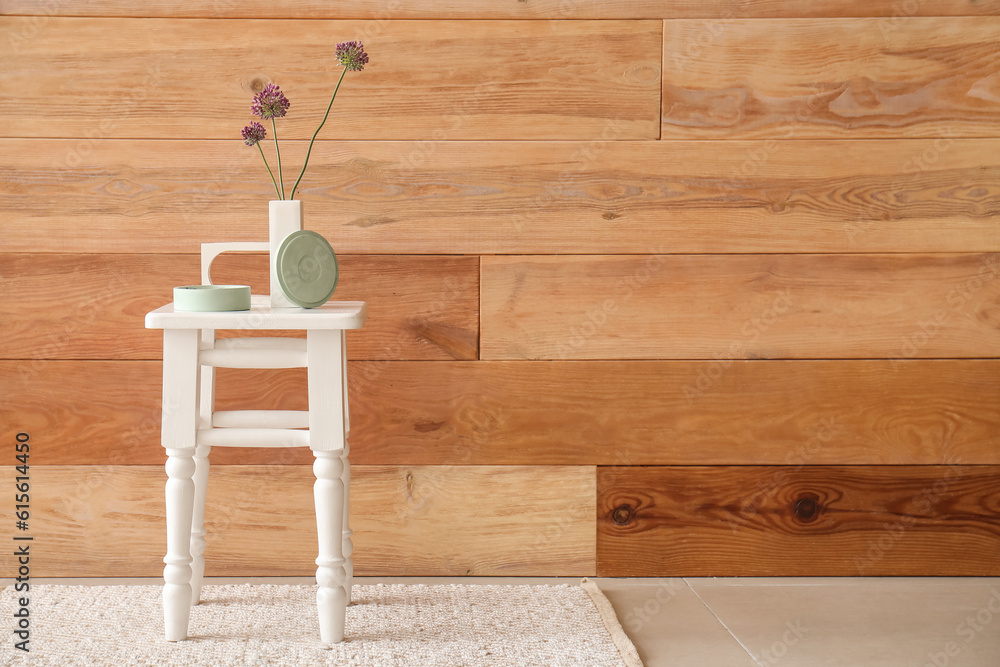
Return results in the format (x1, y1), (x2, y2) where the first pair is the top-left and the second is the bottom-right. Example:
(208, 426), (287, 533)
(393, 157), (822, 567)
(145, 295), (366, 330)
(146, 294), (365, 645)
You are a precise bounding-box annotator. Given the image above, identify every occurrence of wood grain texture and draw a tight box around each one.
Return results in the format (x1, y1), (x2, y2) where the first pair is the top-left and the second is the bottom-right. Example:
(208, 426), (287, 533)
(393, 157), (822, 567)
(3, 0), (998, 18)
(9, 359), (999, 466)
(346, 359), (1000, 466)
(5, 0), (1000, 583)
(1, 360), (164, 466)
(4, 138), (998, 254)
(597, 466), (1000, 576)
(662, 18), (1000, 139)
(0, 253), (478, 360)
(481, 254), (1000, 360)
(0, 17), (660, 140)
(0, 464), (596, 577)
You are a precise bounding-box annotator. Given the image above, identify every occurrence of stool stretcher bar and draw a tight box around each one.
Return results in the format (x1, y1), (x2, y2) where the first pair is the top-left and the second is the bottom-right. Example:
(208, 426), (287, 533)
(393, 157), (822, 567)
(212, 409), (310, 429)
(199, 346), (308, 369)
(196, 427), (311, 448)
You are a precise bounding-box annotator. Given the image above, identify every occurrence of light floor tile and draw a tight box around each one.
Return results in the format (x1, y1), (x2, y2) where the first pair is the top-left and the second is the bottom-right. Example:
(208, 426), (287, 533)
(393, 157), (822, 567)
(595, 578), (758, 666)
(687, 577), (1000, 667)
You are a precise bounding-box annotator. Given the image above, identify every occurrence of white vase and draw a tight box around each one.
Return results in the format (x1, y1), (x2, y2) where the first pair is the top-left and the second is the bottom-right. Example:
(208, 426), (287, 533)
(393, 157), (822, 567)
(269, 199), (302, 308)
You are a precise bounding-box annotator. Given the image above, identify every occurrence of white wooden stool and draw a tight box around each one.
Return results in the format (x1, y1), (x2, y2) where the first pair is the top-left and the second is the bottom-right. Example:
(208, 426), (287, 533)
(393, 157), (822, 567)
(145, 243), (366, 644)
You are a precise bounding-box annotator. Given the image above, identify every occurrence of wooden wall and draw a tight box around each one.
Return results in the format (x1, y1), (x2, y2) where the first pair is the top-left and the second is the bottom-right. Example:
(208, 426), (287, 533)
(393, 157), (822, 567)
(2, 2), (1000, 578)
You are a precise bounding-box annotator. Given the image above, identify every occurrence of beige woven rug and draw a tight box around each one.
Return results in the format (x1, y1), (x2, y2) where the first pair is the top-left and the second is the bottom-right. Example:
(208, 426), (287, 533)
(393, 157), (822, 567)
(0, 580), (642, 666)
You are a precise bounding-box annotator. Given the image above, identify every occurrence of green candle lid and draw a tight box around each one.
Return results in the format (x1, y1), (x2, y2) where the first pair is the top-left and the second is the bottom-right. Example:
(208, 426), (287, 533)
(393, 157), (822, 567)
(275, 230), (339, 309)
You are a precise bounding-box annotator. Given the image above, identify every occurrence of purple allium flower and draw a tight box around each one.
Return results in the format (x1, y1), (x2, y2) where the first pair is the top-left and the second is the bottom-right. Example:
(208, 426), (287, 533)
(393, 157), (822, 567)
(251, 83), (290, 120)
(241, 121), (266, 146)
(335, 41), (369, 72)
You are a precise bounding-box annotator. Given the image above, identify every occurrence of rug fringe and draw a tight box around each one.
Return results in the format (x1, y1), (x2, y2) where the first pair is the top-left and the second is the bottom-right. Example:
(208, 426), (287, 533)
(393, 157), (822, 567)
(580, 578), (645, 667)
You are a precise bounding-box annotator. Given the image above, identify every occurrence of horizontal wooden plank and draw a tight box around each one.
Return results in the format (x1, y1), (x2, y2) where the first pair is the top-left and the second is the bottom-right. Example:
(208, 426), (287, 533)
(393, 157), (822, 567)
(346, 359), (1000, 466)
(0, 464), (595, 577)
(2, 0), (997, 18)
(4, 139), (999, 254)
(0, 253), (478, 360)
(7, 359), (1000, 466)
(0, 17), (659, 140)
(597, 465), (1000, 576)
(481, 254), (1000, 360)
(663, 18), (1000, 139)
(1, 360), (165, 465)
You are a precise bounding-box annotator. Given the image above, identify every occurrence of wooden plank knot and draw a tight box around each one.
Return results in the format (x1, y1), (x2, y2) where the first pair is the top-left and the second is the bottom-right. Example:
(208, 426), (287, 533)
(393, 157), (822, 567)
(792, 493), (822, 523)
(611, 504), (634, 526)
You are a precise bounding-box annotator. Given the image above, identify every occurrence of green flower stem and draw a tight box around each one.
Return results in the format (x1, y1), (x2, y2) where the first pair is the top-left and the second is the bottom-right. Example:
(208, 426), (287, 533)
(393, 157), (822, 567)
(271, 118), (286, 199)
(256, 143), (281, 200)
(289, 66), (349, 201)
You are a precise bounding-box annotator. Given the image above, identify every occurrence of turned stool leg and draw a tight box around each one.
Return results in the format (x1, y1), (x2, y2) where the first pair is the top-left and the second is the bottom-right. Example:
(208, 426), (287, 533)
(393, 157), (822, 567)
(308, 329), (349, 642)
(342, 441), (353, 604)
(340, 331), (354, 603)
(160, 328), (199, 641)
(314, 451), (348, 644)
(164, 448), (196, 641)
(189, 441), (211, 604)
(191, 336), (216, 606)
